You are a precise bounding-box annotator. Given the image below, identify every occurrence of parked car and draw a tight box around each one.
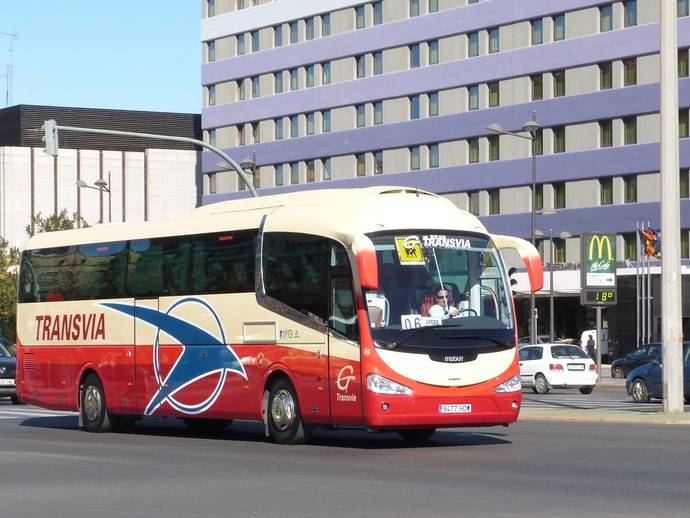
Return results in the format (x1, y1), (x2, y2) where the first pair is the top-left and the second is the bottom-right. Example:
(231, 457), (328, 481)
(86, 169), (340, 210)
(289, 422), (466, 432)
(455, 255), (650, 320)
(625, 343), (690, 403)
(611, 343), (661, 379)
(0, 341), (19, 404)
(519, 343), (598, 394)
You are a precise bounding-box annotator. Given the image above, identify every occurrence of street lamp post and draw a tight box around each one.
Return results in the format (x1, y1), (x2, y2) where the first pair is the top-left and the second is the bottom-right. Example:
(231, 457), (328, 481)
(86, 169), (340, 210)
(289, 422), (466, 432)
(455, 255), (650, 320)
(77, 171), (111, 223)
(488, 111), (540, 344)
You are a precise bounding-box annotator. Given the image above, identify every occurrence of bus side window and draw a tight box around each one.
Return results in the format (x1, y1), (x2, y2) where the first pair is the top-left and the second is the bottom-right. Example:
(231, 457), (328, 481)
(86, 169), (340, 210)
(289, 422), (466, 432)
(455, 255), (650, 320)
(329, 243), (358, 341)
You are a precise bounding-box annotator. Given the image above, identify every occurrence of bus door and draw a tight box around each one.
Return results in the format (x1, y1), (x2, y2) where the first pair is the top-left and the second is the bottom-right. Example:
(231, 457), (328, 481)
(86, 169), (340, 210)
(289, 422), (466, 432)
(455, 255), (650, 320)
(133, 298), (159, 414)
(327, 245), (363, 426)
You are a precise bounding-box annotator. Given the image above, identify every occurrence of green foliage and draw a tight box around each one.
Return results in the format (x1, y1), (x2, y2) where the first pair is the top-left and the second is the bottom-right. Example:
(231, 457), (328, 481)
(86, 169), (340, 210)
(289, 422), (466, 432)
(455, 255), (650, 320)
(0, 238), (19, 343)
(26, 209), (89, 237)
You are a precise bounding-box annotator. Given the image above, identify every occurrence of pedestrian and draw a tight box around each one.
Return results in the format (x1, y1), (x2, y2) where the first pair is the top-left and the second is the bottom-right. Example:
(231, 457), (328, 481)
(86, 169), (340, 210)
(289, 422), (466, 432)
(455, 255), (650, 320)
(586, 334), (595, 358)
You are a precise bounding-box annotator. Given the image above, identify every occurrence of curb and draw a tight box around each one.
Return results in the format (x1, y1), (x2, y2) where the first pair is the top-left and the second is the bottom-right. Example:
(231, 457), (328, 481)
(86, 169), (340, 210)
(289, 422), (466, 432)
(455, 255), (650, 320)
(519, 408), (690, 425)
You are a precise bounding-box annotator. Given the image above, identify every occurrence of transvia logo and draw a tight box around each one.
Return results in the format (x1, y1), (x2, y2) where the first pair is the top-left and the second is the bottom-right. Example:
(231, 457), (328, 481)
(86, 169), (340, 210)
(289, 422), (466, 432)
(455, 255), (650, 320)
(101, 298), (247, 416)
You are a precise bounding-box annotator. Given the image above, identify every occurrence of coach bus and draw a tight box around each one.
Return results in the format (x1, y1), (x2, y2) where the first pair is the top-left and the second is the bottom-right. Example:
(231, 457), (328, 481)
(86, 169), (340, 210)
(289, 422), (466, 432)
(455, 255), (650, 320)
(16, 186), (542, 443)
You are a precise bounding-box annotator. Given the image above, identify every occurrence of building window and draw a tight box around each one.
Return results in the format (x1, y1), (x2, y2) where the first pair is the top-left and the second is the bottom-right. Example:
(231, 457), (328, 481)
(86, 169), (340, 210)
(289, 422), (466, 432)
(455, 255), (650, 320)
(290, 115), (299, 138)
(252, 122), (259, 143)
(323, 158), (331, 180)
(429, 40), (439, 65)
(469, 192), (479, 216)
(374, 101), (383, 124)
(488, 82), (499, 107)
(322, 62), (331, 84)
(468, 85), (479, 110)
(532, 19), (543, 45)
(468, 32), (479, 57)
(208, 0), (216, 17)
(323, 110), (331, 132)
(357, 54), (367, 78)
(680, 0), (690, 17)
(410, 44), (421, 68)
(534, 129), (543, 156)
(468, 138), (479, 163)
(251, 30), (259, 52)
(554, 70), (566, 97)
(306, 65), (315, 88)
(679, 49), (689, 77)
(410, 146), (420, 170)
(302, 17), (313, 40)
(623, 233), (637, 260)
(553, 238), (566, 263)
(624, 58), (637, 86)
(553, 126), (565, 153)
(682, 230), (690, 259)
(356, 104), (366, 127)
(624, 117), (637, 144)
(374, 51), (383, 74)
(290, 162), (299, 184)
(274, 72), (283, 93)
(275, 164), (284, 186)
(600, 120), (613, 147)
(429, 92), (438, 116)
(600, 177), (613, 205)
(237, 124), (245, 145)
(374, 1), (383, 24)
(489, 28), (499, 53)
(430, 0), (439, 12)
(410, 0), (420, 17)
(275, 118), (284, 140)
(600, 62), (613, 90)
(599, 5), (612, 31)
(356, 154), (366, 176)
(535, 184), (544, 211)
(553, 14), (565, 41)
(307, 112), (315, 135)
(274, 25), (283, 47)
(356, 5), (365, 29)
(681, 169), (690, 198)
(238, 34), (245, 55)
(208, 85), (216, 106)
(410, 95), (420, 119)
(488, 135), (499, 161)
(207, 172), (217, 194)
(207, 40), (216, 62)
(322, 14), (331, 36)
(489, 189), (500, 215)
(554, 182), (566, 209)
(252, 76), (260, 98)
(206, 128), (216, 148)
(290, 21), (299, 44)
(624, 0), (637, 27)
(430, 144), (439, 168)
(680, 110), (689, 138)
(624, 175), (637, 203)
(307, 161), (315, 182)
(531, 74), (543, 100)
(375, 151), (384, 174)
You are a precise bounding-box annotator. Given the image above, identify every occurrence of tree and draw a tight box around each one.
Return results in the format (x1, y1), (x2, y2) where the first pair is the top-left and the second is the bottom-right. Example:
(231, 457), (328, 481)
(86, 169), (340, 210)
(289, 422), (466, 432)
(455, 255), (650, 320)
(26, 210), (88, 237)
(0, 238), (19, 345)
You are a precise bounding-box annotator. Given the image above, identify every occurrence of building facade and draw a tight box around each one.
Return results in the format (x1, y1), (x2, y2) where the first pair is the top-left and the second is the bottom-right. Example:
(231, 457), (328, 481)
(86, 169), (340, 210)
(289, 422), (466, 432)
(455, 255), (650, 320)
(199, 0), (690, 351)
(0, 105), (202, 247)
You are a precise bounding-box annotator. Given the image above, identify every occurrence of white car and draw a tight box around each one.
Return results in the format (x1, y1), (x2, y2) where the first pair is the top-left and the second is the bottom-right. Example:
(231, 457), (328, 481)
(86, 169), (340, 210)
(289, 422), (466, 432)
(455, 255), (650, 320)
(519, 343), (597, 394)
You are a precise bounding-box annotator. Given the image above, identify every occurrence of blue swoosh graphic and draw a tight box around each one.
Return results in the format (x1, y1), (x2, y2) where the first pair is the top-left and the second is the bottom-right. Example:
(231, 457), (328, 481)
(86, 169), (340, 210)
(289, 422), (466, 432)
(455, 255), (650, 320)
(102, 302), (247, 415)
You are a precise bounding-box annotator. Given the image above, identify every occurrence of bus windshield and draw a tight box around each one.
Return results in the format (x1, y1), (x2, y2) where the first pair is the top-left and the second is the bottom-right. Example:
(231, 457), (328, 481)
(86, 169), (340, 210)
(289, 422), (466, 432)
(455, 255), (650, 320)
(364, 232), (514, 345)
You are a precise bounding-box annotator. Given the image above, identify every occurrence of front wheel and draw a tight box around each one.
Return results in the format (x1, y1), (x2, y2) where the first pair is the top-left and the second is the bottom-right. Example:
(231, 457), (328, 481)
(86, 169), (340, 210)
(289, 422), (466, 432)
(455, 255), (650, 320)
(81, 373), (117, 433)
(398, 428), (436, 443)
(631, 378), (651, 403)
(534, 374), (550, 394)
(579, 386), (594, 395)
(267, 378), (311, 444)
(612, 366), (625, 379)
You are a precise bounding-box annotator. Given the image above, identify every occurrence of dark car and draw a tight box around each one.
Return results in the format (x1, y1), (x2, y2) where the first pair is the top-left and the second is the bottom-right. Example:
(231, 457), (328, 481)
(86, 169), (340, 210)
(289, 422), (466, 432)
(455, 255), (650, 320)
(0, 340), (20, 404)
(625, 343), (690, 403)
(611, 343), (661, 378)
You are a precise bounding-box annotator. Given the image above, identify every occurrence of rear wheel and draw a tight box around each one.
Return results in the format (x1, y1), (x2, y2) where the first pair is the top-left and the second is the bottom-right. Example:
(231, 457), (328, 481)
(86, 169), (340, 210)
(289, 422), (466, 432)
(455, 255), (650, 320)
(533, 374), (550, 394)
(184, 418), (232, 434)
(80, 373), (118, 433)
(398, 428), (436, 443)
(267, 378), (310, 444)
(631, 378), (650, 403)
(579, 386), (594, 395)
(612, 366), (625, 379)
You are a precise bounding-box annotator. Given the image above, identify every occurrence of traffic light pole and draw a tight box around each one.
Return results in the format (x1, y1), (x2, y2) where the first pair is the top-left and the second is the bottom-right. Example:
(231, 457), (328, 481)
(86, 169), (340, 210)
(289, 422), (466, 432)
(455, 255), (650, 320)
(40, 120), (257, 198)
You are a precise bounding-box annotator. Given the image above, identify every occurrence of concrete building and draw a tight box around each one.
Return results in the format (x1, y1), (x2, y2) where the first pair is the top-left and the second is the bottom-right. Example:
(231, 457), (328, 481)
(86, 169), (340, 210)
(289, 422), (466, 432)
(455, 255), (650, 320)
(199, 0), (690, 353)
(0, 105), (202, 247)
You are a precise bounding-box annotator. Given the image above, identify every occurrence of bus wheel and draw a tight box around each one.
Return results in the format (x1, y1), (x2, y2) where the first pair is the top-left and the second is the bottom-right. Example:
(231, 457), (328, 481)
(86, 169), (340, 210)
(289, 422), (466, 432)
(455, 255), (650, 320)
(183, 418), (232, 434)
(267, 378), (310, 445)
(81, 374), (117, 433)
(398, 428), (436, 443)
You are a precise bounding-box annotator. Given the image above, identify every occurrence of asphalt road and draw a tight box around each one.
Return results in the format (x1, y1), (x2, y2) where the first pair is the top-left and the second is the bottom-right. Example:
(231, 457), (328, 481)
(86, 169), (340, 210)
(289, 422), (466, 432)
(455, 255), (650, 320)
(0, 400), (689, 518)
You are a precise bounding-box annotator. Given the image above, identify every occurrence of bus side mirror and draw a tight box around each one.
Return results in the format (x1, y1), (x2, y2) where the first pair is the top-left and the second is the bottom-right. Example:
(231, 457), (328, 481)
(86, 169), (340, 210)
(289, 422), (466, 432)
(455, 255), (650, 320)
(490, 234), (544, 293)
(357, 249), (378, 290)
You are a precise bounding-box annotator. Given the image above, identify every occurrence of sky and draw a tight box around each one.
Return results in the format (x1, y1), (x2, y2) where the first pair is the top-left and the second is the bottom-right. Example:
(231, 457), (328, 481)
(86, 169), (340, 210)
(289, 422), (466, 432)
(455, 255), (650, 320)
(1, 1), (201, 113)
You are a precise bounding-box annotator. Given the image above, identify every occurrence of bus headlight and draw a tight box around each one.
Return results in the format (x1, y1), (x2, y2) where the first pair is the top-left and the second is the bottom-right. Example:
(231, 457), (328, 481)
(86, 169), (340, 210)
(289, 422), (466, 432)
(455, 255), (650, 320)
(367, 374), (412, 395)
(495, 375), (521, 393)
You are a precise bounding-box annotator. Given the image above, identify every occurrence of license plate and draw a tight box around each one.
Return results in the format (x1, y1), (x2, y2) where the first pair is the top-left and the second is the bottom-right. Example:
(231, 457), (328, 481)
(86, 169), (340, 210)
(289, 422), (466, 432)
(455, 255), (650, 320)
(0, 378), (14, 386)
(568, 364), (585, 371)
(439, 404), (472, 414)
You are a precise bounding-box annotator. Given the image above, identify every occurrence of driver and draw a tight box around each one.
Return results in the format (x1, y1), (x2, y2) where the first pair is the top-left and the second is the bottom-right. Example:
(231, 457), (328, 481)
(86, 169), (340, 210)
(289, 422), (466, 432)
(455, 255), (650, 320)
(428, 287), (460, 319)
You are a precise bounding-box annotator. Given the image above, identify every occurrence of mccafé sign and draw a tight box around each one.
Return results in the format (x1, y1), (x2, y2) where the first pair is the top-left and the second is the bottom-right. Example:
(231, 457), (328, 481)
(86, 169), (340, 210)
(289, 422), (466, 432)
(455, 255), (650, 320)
(580, 233), (618, 306)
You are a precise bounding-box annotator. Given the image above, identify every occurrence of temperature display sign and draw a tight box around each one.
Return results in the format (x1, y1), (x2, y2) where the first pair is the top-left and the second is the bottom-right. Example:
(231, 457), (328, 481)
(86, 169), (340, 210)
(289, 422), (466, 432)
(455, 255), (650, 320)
(581, 288), (617, 306)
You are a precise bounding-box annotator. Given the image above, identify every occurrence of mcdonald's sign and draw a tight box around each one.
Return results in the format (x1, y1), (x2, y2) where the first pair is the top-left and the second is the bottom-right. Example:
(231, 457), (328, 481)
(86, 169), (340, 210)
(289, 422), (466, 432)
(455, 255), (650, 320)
(581, 233), (617, 306)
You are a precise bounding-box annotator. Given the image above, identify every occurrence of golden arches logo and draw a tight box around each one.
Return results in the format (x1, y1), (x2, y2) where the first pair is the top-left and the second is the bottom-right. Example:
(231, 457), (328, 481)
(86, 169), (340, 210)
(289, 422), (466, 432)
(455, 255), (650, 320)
(588, 235), (613, 261)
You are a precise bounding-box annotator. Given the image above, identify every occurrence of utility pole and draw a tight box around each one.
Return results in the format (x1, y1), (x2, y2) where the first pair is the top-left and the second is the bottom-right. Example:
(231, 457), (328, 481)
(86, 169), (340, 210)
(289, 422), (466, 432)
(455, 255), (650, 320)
(0, 31), (18, 107)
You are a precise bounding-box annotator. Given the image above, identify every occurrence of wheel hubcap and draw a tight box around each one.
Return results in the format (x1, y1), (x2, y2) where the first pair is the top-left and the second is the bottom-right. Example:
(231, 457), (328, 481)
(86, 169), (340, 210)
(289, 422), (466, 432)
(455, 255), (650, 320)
(271, 389), (295, 431)
(633, 382), (645, 400)
(536, 377), (546, 392)
(84, 385), (102, 422)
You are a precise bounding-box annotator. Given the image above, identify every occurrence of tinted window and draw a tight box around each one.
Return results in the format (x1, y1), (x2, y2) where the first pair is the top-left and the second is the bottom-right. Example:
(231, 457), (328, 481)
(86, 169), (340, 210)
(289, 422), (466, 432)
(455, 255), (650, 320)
(523, 347), (543, 361)
(190, 230), (256, 294)
(263, 233), (329, 322)
(76, 241), (128, 299)
(128, 238), (190, 297)
(20, 246), (77, 302)
(551, 345), (589, 358)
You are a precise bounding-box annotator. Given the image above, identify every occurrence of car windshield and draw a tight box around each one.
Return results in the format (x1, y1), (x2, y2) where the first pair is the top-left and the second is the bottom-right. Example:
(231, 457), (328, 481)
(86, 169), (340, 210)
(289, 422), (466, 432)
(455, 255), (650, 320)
(364, 231), (514, 350)
(551, 345), (590, 359)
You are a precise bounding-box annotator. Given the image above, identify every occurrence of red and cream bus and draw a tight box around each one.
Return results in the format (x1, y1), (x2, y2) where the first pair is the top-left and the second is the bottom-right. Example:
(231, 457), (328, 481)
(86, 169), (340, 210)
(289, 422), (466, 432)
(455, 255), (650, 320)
(16, 187), (542, 443)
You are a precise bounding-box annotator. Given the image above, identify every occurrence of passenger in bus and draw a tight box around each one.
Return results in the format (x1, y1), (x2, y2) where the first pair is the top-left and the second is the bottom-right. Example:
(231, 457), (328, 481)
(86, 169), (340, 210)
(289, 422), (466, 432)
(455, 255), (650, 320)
(427, 286), (460, 319)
